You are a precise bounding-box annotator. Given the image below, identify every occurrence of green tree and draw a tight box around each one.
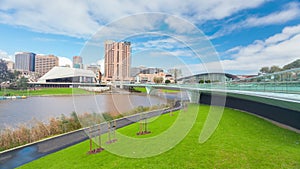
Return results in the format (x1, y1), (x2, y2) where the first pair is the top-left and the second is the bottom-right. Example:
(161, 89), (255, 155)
(205, 80), (211, 83)
(153, 77), (163, 84)
(259, 66), (270, 73)
(0, 59), (9, 83)
(269, 65), (282, 73)
(16, 77), (28, 90)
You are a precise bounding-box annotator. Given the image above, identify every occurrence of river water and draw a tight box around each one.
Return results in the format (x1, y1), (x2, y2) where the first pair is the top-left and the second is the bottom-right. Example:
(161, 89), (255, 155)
(0, 93), (169, 128)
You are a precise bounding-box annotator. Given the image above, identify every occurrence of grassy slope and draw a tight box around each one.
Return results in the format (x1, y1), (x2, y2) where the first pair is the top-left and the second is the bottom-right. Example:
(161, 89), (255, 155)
(133, 87), (179, 93)
(19, 105), (300, 169)
(0, 88), (92, 96)
(133, 87), (147, 93)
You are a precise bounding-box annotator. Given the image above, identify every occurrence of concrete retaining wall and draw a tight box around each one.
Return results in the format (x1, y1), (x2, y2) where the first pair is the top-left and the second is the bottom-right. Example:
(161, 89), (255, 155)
(200, 92), (300, 130)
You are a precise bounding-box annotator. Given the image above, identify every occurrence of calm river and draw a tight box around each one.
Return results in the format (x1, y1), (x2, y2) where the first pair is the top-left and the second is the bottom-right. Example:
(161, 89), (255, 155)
(0, 93), (168, 128)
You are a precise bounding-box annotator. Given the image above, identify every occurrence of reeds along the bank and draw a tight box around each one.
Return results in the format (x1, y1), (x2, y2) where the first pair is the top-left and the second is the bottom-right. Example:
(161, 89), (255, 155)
(0, 112), (83, 152)
(0, 103), (171, 152)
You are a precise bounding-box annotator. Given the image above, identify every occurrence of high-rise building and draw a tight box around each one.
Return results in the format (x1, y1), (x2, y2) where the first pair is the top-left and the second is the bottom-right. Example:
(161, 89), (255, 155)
(35, 54), (59, 76)
(73, 56), (83, 69)
(15, 52), (36, 72)
(104, 41), (131, 81)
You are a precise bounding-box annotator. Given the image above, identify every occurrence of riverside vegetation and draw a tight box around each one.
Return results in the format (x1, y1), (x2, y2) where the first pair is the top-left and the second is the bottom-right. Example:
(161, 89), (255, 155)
(0, 104), (170, 152)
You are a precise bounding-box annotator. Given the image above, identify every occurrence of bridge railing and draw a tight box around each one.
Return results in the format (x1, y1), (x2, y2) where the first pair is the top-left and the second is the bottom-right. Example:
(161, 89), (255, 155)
(125, 80), (300, 94)
(152, 82), (300, 94)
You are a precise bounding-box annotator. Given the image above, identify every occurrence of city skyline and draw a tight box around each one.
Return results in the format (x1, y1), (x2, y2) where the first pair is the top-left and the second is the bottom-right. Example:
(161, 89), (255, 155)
(0, 0), (299, 75)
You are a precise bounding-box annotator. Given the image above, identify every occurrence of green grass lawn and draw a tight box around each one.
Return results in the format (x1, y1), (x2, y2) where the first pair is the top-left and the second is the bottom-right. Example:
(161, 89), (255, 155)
(0, 88), (92, 96)
(133, 87), (179, 93)
(133, 87), (147, 93)
(18, 105), (300, 169)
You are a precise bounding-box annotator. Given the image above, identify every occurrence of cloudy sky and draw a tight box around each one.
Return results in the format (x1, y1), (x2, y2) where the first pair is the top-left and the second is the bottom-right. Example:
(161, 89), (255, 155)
(0, 0), (299, 75)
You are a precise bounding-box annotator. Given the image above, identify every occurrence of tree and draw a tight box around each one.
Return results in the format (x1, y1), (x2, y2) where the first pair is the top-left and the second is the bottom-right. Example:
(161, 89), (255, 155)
(16, 77), (28, 90)
(153, 77), (163, 84)
(0, 59), (9, 83)
(269, 65), (282, 73)
(283, 59), (300, 70)
(259, 65), (282, 74)
(165, 79), (171, 84)
(259, 66), (270, 74)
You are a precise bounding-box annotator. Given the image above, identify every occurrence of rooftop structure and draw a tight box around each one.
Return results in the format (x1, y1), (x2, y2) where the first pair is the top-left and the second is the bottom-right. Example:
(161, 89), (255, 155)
(37, 66), (96, 84)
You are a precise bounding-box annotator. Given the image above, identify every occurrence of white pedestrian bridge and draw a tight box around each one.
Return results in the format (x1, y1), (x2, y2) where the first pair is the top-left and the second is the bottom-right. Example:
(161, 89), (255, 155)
(124, 82), (300, 132)
(124, 83), (300, 104)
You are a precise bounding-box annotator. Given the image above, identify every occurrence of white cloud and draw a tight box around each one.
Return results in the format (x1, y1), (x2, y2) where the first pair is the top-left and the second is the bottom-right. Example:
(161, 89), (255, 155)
(210, 2), (300, 39)
(96, 59), (105, 73)
(265, 24), (300, 44)
(222, 24), (300, 73)
(164, 16), (197, 34)
(243, 2), (300, 27)
(0, 50), (13, 61)
(0, 0), (268, 39)
(0, 0), (99, 38)
(58, 57), (72, 67)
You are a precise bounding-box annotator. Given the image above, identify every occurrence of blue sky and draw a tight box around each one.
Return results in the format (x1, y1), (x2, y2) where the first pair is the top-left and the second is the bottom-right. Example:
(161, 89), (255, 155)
(0, 0), (300, 75)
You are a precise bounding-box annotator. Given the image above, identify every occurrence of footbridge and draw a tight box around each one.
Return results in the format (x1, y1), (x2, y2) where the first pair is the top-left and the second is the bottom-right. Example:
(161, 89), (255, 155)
(124, 81), (300, 131)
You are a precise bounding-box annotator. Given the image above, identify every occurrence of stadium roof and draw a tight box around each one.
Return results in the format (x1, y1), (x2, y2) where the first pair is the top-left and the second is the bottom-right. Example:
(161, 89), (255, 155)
(38, 66), (96, 83)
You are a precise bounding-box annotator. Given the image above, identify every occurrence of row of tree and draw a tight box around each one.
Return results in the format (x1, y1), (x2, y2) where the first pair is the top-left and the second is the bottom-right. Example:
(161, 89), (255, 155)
(259, 59), (300, 74)
(0, 59), (28, 90)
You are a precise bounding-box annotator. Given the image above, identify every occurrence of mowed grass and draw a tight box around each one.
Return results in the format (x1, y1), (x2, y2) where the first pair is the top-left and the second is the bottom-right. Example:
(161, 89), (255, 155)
(19, 105), (300, 169)
(133, 87), (147, 93)
(0, 88), (92, 96)
(133, 87), (179, 93)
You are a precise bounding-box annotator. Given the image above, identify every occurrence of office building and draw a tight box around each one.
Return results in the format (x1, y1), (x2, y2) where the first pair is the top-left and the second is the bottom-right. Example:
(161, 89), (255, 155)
(35, 54), (59, 76)
(73, 56), (83, 69)
(104, 41), (131, 81)
(15, 52), (36, 72)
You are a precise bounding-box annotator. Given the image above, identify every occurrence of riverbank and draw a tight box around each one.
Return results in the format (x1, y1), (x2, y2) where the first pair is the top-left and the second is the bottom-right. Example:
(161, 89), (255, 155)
(132, 86), (179, 93)
(18, 104), (300, 168)
(0, 88), (96, 97)
(0, 103), (170, 152)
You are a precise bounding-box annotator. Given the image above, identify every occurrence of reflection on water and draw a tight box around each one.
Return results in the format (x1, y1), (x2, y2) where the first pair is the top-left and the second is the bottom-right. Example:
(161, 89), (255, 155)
(0, 94), (167, 128)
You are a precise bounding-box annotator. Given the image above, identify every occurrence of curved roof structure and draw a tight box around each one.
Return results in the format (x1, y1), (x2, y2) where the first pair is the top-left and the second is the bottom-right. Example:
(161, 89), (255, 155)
(38, 66), (96, 83)
(177, 73), (237, 82)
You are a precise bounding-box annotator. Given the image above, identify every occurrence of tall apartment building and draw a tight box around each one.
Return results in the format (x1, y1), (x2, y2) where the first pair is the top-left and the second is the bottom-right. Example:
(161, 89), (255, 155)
(15, 52), (36, 72)
(35, 54), (59, 76)
(73, 56), (83, 69)
(104, 41), (131, 81)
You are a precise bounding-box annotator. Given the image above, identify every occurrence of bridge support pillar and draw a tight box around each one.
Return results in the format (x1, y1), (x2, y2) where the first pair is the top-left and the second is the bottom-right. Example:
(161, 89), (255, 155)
(145, 86), (154, 95)
(187, 90), (200, 103)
